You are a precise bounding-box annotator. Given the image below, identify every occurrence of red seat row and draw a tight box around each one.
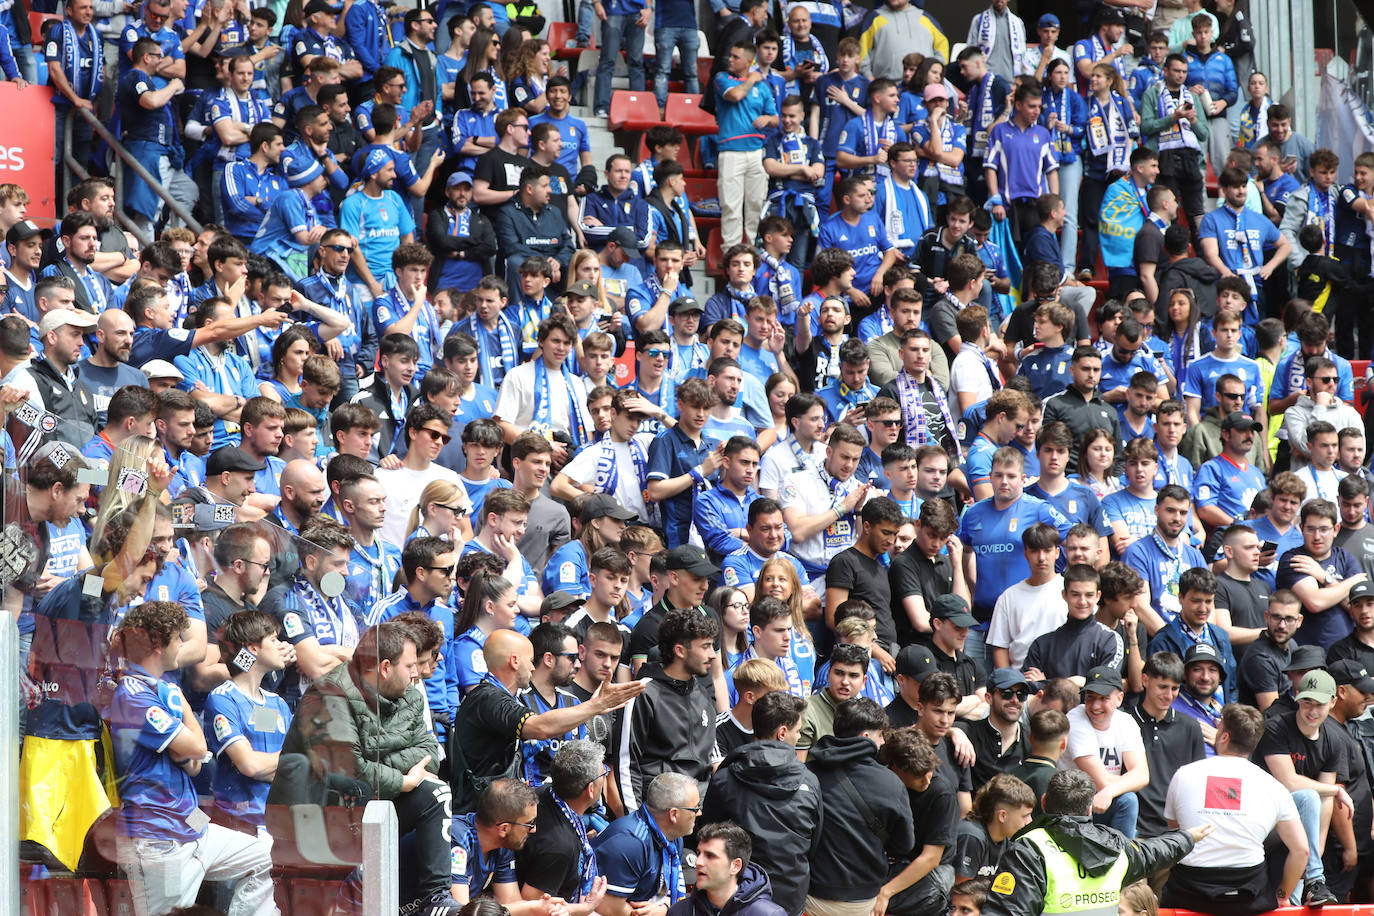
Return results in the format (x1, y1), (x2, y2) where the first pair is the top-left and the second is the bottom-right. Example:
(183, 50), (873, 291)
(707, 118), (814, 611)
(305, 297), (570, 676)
(22, 875), (347, 916)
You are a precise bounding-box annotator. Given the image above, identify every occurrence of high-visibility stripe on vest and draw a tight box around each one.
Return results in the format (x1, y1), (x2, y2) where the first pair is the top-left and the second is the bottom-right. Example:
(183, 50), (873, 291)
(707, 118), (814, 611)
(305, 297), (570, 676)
(1018, 827), (1129, 916)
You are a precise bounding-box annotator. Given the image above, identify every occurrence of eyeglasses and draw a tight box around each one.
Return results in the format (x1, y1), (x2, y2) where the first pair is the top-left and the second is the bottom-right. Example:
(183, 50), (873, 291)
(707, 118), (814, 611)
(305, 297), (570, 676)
(503, 819), (538, 830)
(240, 558), (270, 570)
(643, 348), (670, 359)
(438, 503), (467, 513)
(585, 764), (612, 790)
(997, 688), (1029, 701)
(417, 427), (453, 445)
(417, 17), (436, 23)
(673, 804), (703, 814)
(1315, 376), (1338, 383)
(322, 244), (355, 253)
(725, 600), (749, 610)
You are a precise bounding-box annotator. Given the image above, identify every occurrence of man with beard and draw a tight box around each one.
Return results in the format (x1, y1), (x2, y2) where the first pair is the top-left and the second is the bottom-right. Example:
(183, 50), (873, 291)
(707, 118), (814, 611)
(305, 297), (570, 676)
(516, 741), (612, 908)
(1172, 644), (1226, 753)
(878, 327), (959, 457)
(428, 172), (497, 293)
(42, 178), (136, 284)
(41, 213), (114, 314)
(520, 623), (588, 786)
(617, 608), (720, 810)
(29, 309), (98, 447)
(339, 474), (402, 623)
(79, 310), (149, 425)
(957, 668), (1030, 789)
(1237, 590), (1300, 710)
(1328, 581), (1374, 672)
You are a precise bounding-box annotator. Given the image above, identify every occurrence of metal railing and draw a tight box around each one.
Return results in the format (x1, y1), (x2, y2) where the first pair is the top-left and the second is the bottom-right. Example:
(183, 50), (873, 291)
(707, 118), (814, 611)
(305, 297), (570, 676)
(62, 105), (203, 248)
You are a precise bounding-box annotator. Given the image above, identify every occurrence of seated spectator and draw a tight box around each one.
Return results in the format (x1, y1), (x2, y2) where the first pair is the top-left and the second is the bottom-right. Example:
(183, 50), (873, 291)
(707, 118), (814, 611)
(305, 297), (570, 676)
(592, 772), (700, 915)
(1147, 568), (1238, 703)
(1060, 666), (1150, 839)
(1122, 651), (1205, 838)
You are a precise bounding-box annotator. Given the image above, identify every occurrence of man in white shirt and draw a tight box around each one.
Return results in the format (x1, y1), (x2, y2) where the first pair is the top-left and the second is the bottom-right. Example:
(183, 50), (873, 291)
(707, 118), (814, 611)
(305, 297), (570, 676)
(552, 389), (652, 520)
(376, 402), (467, 545)
(759, 391), (828, 499)
(779, 423), (874, 589)
(1061, 666), (1150, 839)
(988, 521), (1067, 669)
(494, 312), (594, 463)
(1295, 421), (1346, 506)
(1163, 703), (1308, 915)
(948, 304), (1001, 414)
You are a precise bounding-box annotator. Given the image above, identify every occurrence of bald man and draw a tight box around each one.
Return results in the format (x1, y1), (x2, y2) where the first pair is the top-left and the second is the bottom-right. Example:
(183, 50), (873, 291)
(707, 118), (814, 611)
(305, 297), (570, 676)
(451, 627), (645, 810)
(80, 308), (149, 426)
(276, 458), (328, 533)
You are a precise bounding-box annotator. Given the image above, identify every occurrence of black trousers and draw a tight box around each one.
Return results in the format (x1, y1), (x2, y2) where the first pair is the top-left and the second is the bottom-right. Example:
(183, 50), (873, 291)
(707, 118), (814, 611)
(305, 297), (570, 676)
(1158, 149), (1207, 238)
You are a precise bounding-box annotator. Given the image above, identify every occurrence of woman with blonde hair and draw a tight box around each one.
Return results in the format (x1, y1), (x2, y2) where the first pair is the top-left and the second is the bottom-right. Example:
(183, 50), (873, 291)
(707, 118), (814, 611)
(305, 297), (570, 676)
(756, 556), (817, 689)
(90, 434), (163, 552)
(405, 479), (470, 544)
(569, 248), (613, 317)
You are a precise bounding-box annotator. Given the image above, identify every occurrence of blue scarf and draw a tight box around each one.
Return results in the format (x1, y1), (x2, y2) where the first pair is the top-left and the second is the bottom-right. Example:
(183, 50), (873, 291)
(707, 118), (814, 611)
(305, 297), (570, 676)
(554, 793), (598, 902)
(595, 436), (648, 501)
(464, 313), (519, 387)
(293, 571), (359, 651)
(1087, 93), (1130, 172)
(58, 19), (103, 103)
(970, 72), (997, 157)
(532, 357), (590, 447)
(642, 808), (685, 905)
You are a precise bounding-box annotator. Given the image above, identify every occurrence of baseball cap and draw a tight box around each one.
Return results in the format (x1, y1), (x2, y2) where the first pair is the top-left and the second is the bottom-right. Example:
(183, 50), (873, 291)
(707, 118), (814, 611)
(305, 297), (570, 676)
(1329, 659), (1374, 694)
(664, 545), (719, 577)
(1283, 644), (1327, 672)
(446, 171), (474, 188)
(1295, 670), (1337, 703)
(1220, 411), (1262, 433)
(541, 590), (587, 615)
(286, 158), (325, 189)
(1083, 666), (1125, 695)
(38, 308), (98, 337)
(1183, 642), (1223, 669)
(931, 593), (978, 627)
(6, 220), (51, 246)
(580, 493), (638, 524)
(566, 280), (599, 300)
(895, 644), (937, 680)
(923, 83), (950, 102)
(1351, 580), (1374, 603)
(669, 296), (704, 316)
(303, 0), (342, 14)
(140, 359), (184, 381)
(988, 667), (1030, 690)
(1097, 7), (1125, 24)
(206, 445), (268, 476)
(606, 226), (639, 249)
(1037, 12), (1060, 27)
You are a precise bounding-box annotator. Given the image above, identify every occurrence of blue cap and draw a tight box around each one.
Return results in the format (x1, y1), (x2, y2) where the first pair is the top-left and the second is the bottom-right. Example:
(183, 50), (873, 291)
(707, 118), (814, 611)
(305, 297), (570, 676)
(1038, 13), (1059, 27)
(446, 170), (474, 188)
(285, 157), (324, 188)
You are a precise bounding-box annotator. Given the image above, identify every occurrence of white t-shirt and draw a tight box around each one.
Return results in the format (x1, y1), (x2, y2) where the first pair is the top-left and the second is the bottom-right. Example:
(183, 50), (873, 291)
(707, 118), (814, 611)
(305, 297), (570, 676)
(1298, 464), (1346, 507)
(561, 434), (652, 521)
(1165, 754), (1298, 868)
(948, 347), (996, 415)
(759, 436), (826, 494)
(495, 359), (584, 434)
(375, 463), (466, 547)
(1061, 705), (1144, 777)
(987, 576), (1068, 668)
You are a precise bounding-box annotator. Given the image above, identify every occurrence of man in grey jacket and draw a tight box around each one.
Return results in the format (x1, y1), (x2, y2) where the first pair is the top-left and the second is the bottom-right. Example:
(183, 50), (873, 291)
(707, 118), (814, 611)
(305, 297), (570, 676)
(856, 0), (949, 80)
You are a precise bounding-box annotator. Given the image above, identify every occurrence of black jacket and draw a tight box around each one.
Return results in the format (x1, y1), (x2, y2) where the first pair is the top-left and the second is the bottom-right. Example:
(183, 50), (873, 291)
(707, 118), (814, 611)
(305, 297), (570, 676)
(349, 374), (419, 462)
(667, 864), (788, 916)
(703, 741), (824, 916)
(613, 662), (717, 812)
(1153, 256), (1220, 316)
(804, 734), (914, 902)
(982, 815), (1195, 916)
(425, 203), (498, 281)
(29, 357), (97, 448)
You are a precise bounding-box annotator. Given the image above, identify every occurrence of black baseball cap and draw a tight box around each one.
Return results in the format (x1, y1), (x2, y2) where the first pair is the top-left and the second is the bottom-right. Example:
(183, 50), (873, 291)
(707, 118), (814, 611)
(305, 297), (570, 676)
(665, 545), (719, 577)
(541, 590), (587, 615)
(580, 493), (638, 524)
(1220, 411), (1262, 433)
(669, 296), (704, 316)
(988, 667), (1030, 690)
(1083, 666), (1124, 695)
(896, 644), (937, 680)
(931, 593), (978, 627)
(1183, 642), (1223, 670)
(206, 446), (267, 476)
(6, 220), (51, 246)
(1329, 659), (1374, 694)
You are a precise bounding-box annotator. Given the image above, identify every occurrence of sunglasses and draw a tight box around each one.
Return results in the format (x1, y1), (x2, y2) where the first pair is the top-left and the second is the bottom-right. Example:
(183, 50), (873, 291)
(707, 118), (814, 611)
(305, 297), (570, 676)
(322, 244), (355, 253)
(997, 687), (1029, 700)
(643, 348), (670, 359)
(872, 418), (903, 427)
(417, 427), (453, 445)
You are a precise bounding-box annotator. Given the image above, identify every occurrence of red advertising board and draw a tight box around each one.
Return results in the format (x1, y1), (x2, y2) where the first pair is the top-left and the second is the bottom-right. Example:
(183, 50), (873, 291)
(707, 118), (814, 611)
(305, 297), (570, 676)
(0, 82), (57, 226)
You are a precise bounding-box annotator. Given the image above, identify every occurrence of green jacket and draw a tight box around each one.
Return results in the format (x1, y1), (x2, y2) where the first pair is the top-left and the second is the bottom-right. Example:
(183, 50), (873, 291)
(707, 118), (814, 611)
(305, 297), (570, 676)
(1139, 83), (1210, 173)
(283, 662), (440, 800)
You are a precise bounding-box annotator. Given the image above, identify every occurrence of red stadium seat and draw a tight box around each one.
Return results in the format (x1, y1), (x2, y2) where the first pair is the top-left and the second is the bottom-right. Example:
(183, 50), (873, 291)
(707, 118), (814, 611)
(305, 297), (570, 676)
(664, 93), (716, 134)
(105, 879), (136, 916)
(607, 90), (661, 131)
(547, 21), (594, 61)
(48, 878), (106, 916)
(706, 227), (724, 274)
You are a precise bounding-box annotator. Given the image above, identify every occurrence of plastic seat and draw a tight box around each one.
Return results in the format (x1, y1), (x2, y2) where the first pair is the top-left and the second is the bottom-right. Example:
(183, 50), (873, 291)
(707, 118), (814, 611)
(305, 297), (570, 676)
(682, 174), (718, 204)
(49, 877), (106, 916)
(22, 877), (48, 916)
(706, 227), (724, 274)
(548, 21), (593, 61)
(28, 11), (61, 45)
(607, 89), (660, 131)
(664, 92), (716, 134)
(105, 879), (135, 916)
(289, 878), (342, 916)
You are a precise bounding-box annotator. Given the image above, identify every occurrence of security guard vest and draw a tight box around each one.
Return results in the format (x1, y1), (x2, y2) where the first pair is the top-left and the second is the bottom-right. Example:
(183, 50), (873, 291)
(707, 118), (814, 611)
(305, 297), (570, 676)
(1019, 828), (1129, 916)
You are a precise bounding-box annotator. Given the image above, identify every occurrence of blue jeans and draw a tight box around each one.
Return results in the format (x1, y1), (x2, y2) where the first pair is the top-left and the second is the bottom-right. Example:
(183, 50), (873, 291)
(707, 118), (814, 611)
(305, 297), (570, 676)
(964, 625), (991, 674)
(1056, 157), (1083, 273)
(1093, 791), (1138, 839)
(652, 26), (699, 106)
(576, 0), (597, 44)
(1290, 789), (1327, 902)
(594, 13), (646, 114)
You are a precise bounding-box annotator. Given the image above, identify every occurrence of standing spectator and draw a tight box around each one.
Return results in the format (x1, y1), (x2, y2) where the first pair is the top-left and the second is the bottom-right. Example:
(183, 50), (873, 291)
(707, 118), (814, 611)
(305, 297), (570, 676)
(221, 124), (286, 245)
(384, 9), (444, 215)
(118, 38), (190, 239)
(1183, 17), (1237, 176)
(818, 177), (900, 304)
(984, 81), (1059, 243)
(45, 0), (103, 192)
(651, 0), (699, 111)
(1072, 8), (1131, 93)
(966, 0), (1025, 82)
(1198, 168), (1289, 325)
(1140, 55), (1210, 235)
(495, 165), (576, 287)
(1121, 485), (1207, 625)
(590, 0), (649, 118)
(1122, 652), (1206, 838)
(1162, 703), (1308, 914)
(343, 0), (389, 85)
(958, 47), (1009, 204)
(715, 41), (778, 248)
(855, 0), (947, 81)
(472, 109), (538, 222)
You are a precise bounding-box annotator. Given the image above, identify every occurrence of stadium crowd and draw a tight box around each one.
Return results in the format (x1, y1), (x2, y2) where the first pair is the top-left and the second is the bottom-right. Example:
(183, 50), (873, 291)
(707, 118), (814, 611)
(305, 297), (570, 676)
(5, 0), (1374, 912)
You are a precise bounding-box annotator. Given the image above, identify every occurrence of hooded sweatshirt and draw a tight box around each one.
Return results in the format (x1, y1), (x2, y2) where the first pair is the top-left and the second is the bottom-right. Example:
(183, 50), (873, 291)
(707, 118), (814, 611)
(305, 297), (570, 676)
(981, 814), (1194, 916)
(615, 662), (718, 812)
(668, 864), (790, 916)
(704, 741), (824, 916)
(805, 734), (914, 902)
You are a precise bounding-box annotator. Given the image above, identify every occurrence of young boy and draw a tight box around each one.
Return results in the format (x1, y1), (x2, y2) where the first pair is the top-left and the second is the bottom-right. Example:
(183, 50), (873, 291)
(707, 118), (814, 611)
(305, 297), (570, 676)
(1129, 30), (1169, 108)
(1293, 223), (1350, 316)
(949, 305), (1002, 414)
(1152, 400), (1194, 492)
(969, 208), (1013, 328)
(458, 417), (513, 521)
(1126, 295), (1168, 359)
(883, 443), (921, 518)
(631, 125), (685, 199)
(280, 407), (321, 463)
(813, 604), (894, 705)
(454, 276), (520, 389)
(754, 215), (807, 315)
(1096, 563), (1147, 691)
(808, 38), (869, 211)
(506, 257), (555, 360)
(949, 878), (989, 916)
(740, 295), (790, 382)
(1016, 302), (1076, 399)
(1119, 371), (1158, 446)
(1182, 307), (1263, 428)
(1102, 438), (1161, 555)
(754, 30), (789, 114)
(578, 330), (617, 392)
(293, 355), (341, 452)
(704, 245), (761, 330)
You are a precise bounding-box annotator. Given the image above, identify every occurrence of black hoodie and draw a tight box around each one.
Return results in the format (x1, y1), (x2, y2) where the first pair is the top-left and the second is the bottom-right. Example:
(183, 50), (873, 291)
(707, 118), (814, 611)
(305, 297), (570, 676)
(805, 734), (915, 902)
(614, 662), (717, 813)
(982, 815), (1195, 916)
(703, 741), (824, 916)
(668, 863), (789, 916)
